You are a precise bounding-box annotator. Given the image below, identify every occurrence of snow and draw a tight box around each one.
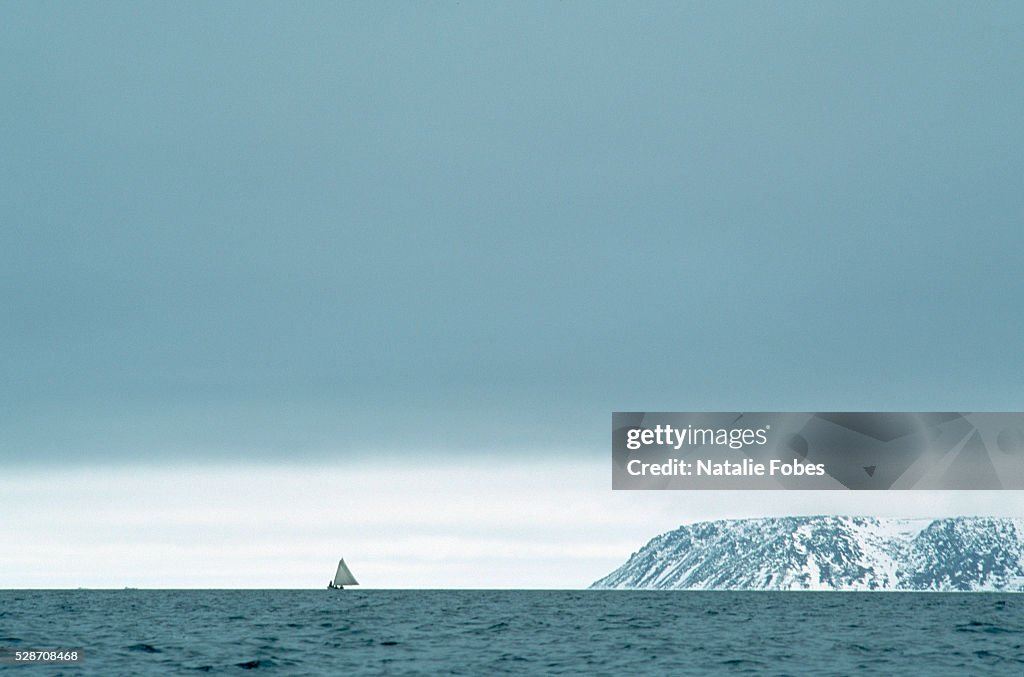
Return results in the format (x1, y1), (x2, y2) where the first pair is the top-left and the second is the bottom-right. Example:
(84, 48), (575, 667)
(591, 516), (1024, 592)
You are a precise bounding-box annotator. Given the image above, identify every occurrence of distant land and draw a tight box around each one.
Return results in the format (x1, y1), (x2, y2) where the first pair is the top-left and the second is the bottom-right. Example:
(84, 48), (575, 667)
(592, 516), (1024, 591)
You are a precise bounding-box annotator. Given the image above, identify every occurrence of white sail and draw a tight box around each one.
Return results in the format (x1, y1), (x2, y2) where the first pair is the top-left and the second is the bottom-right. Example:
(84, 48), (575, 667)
(333, 558), (358, 586)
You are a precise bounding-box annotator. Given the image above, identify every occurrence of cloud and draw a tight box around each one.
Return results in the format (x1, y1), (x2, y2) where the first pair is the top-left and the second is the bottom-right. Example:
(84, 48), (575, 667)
(3, 3), (1024, 463)
(3, 458), (1021, 588)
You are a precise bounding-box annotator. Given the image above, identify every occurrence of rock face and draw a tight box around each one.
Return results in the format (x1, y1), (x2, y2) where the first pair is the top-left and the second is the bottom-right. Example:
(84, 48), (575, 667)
(591, 517), (1024, 591)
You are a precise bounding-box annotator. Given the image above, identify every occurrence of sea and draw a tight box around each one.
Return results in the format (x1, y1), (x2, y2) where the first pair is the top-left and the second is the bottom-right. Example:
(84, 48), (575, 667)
(1, 590), (1021, 675)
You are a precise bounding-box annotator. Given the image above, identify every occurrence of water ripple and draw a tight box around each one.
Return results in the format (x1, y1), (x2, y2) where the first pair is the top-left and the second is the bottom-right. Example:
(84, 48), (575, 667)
(1, 590), (1021, 675)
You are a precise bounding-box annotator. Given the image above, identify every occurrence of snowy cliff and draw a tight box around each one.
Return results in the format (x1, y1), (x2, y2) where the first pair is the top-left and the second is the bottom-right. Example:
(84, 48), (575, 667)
(591, 517), (1024, 591)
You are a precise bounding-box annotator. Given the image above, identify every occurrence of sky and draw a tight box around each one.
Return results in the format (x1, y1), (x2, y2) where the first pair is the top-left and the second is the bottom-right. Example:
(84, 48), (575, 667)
(2, 2), (1023, 587)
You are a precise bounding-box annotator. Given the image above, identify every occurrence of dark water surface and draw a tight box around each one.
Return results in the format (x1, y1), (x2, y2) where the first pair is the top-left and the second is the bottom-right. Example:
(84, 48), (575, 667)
(1, 590), (1022, 674)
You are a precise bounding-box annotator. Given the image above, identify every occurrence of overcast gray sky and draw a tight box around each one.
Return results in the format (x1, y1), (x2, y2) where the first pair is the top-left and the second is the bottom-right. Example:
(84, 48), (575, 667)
(3, 1), (1023, 466)
(4, 1), (1024, 588)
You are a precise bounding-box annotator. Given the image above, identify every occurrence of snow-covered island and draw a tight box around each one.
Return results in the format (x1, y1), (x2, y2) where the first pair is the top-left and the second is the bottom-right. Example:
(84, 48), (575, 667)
(591, 516), (1024, 591)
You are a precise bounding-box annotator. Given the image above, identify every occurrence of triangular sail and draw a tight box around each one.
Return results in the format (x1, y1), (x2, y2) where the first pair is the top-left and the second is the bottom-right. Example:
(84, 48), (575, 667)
(333, 558), (358, 586)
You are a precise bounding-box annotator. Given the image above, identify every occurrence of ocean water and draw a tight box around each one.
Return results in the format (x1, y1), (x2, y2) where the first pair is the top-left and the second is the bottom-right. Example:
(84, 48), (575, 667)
(1, 590), (1021, 675)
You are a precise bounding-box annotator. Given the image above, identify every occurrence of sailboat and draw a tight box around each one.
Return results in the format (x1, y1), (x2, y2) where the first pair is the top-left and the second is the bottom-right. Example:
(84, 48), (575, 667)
(327, 558), (359, 589)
